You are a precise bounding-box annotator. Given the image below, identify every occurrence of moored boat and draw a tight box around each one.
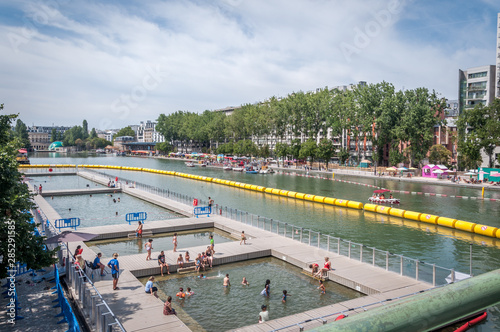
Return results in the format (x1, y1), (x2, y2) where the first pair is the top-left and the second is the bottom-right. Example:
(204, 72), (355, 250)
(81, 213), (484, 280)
(232, 167), (244, 172)
(185, 162), (195, 167)
(368, 189), (400, 204)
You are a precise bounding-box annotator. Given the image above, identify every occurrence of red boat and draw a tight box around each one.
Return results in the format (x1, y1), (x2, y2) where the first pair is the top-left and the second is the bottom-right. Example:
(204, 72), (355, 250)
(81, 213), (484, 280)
(368, 189), (400, 204)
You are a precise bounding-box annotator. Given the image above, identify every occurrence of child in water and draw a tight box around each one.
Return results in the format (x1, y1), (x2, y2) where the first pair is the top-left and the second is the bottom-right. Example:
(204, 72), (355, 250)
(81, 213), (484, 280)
(282, 290), (290, 303)
(241, 277), (249, 286)
(185, 287), (194, 296)
(176, 287), (186, 298)
(318, 280), (326, 294)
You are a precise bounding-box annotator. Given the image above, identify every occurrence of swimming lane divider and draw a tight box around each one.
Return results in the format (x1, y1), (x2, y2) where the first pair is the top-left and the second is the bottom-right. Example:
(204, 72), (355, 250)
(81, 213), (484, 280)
(19, 164), (500, 240)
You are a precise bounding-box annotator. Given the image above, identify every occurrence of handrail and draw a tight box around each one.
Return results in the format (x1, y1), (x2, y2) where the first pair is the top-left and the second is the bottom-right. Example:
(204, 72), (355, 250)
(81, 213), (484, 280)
(33, 204), (126, 332)
(82, 168), (465, 287)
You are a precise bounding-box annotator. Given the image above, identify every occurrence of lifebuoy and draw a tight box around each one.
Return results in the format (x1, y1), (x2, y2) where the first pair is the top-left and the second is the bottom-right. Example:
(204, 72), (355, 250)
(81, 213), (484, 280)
(193, 199), (198, 206)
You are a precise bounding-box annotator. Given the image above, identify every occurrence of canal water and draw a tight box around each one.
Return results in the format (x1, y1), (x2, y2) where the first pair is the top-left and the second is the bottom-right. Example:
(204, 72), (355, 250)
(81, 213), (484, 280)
(31, 153), (500, 330)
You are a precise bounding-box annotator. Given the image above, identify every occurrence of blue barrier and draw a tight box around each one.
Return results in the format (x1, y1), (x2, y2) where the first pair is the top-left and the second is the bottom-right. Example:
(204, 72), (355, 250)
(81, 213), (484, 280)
(125, 212), (147, 225)
(55, 218), (81, 230)
(53, 264), (80, 331)
(5, 288), (24, 321)
(194, 206), (211, 218)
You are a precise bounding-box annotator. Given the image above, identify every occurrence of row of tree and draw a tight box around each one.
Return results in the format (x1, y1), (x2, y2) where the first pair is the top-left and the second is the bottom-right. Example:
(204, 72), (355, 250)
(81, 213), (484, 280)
(156, 82), (445, 167)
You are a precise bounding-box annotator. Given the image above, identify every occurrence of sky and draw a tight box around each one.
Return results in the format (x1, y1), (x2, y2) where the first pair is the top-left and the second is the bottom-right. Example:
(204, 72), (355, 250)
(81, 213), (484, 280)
(0, 0), (498, 130)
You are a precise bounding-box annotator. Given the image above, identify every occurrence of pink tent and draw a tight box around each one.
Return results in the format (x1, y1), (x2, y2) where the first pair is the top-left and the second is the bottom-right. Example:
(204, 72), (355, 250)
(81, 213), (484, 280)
(422, 164), (448, 178)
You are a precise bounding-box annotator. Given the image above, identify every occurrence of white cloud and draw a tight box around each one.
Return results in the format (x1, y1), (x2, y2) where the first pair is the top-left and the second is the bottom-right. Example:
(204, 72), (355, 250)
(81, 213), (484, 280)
(0, 0), (497, 129)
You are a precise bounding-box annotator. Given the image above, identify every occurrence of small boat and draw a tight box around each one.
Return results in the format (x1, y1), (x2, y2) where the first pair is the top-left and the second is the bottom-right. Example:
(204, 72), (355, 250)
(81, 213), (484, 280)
(246, 170), (258, 174)
(223, 166), (232, 171)
(232, 167), (244, 172)
(368, 189), (400, 204)
(259, 169), (269, 174)
(185, 162), (195, 167)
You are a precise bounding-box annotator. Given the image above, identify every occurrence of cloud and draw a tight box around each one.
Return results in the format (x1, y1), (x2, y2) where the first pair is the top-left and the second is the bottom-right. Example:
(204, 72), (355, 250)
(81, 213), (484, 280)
(0, 0), (498, 129)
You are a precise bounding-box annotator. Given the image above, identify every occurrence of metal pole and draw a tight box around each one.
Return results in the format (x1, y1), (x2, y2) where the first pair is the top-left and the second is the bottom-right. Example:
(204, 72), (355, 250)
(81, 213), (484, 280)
(337, 238), (340, 255)
(318, 232), (321, 247)
(416, 261), (419, 281)
(308, 230), (311, 245)
(386, 251), (389, 271)
(400, 255), (403, 276)
(360, 245), (363, 262)
(373, 248), (375, 266)
(327, 235), (330, 251)
(433, 264), (436, 286)
(348, 241), (351, 258)
(470, 243), (473, 277)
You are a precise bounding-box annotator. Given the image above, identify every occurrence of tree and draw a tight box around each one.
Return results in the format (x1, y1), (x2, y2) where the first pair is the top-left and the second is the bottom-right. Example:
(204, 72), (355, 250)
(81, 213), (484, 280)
(90, 128), (98, 139)
(13, 119), (30, 150)
(156, 142), (172, 154)
(428, 144), (452, 165)
(299, 139), (317, 165)
(258, 144), (270, 158)
(338, 147), (350, 166)
(82, 120), (89, 139)
(316, 138), (335, 170)
(115, 126), (135, 138)
(0, 104), (57, 278)
(274, 142), (289, 167)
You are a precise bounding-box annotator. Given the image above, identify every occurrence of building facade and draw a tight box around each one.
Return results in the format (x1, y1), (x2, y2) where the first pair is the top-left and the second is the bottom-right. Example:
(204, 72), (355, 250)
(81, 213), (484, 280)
(458, 65), (496, 114)
(27, 125), (71, 151)
(496, 13), (500, 99)
(137, 120), (165, 143)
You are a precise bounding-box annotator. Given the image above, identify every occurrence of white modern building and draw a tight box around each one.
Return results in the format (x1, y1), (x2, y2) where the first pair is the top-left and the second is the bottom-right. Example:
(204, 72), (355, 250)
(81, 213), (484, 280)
(458, 65), (496, 114)
(496, 13), (500, 99)
(137, 120), (165, 143)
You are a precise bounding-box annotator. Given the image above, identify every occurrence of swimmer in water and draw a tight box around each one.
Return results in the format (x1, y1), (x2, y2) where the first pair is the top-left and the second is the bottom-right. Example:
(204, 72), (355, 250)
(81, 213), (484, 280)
(282, 290), (290, 303)
(176, 287), (186, 299)
(185, 287), (194, 296)
(318, 280), (326, 294)
(223, 274), (230, 287)
(241, 277), (249, 286)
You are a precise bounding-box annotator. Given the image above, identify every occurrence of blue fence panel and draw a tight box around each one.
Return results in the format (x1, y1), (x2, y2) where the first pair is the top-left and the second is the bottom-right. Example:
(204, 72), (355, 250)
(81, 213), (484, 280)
(194, 206), (211, 218)
(125, 212), (147, 225)
(55, 218), (81, 231)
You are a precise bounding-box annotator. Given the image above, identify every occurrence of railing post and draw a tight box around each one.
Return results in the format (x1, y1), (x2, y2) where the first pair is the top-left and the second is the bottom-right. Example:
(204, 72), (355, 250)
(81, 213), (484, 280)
(283, 223), (287, 237)
(276, 221), (279, 234)
(416, 261), (419, 281)
(251, 214), (254, 226)
(348, 241), (351, 258)
(246, 212), (248, 224)
(451, 269), (455, 283)
(326, 235), (329, 251)
(373, 248), (375, 266)
(308, 230), (311, 245)
(360, 245), (363, 262)
(270, 219), (273, 232)
(300, 228), (303, 243)
(337, 238), (340, 255)
(292, 226), (294, 240)
(318, 233), (321, 248)
(400, 255), (403, 276)
(433, 264), (436, 286)
(386, 251), (389, 271)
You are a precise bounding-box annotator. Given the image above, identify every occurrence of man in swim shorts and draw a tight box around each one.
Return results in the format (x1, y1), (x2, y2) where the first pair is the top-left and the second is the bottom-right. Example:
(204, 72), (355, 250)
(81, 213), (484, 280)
(223, 273), (231, 287)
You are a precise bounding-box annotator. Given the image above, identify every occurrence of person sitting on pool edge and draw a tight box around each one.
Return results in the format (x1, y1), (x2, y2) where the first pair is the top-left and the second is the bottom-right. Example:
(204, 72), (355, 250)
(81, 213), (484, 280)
(145, 276), (158, 297)
(92, 253), (106, 276)
(259, 305), (269, 323)
(158, 251), (170, 276)
(177, 254), (184, 268)
(309, 263), (319, 276)
(314, 257), (332, 278)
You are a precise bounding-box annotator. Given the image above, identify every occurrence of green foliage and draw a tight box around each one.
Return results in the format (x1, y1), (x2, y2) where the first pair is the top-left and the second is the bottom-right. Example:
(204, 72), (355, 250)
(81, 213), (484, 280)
(115, 126), (135, 138)
(0, 104), (58, 278)
(90, 128), (98, 139)
(316, 138), (335, 169)
(299, 139), (317, 163)
(156, 142), (172, 154)
(13, 119), (30, 149)
(337, 147), (350, 166)
(274, 142), (289, 161)
(258, 145), (270, 158)
(428, 144), (452, 165)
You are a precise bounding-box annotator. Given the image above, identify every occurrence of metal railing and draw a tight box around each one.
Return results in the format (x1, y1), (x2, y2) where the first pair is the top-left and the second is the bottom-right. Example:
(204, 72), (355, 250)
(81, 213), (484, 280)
(82, 168), (461, 287)
(33, 206), (126, 332)
(20, 166), (77, 173)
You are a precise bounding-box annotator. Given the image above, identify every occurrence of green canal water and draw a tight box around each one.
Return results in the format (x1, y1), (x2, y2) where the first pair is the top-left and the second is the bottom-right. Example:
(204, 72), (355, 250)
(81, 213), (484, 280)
(31, 153), (500, 330)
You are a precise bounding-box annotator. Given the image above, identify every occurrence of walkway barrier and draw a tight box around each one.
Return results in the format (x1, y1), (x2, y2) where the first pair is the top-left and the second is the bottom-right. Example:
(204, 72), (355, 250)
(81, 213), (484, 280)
(125, 212), (148, 225)
(55, 218), (81, 231)
(34, 203), (126, 332)
(194, 206), (211, 218)
(52, 264), (80, 331)
(4, 287), (23, 321)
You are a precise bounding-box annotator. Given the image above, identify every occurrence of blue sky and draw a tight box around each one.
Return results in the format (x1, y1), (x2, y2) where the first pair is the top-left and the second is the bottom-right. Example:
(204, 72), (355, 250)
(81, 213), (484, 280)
(0, 0), (498, 129)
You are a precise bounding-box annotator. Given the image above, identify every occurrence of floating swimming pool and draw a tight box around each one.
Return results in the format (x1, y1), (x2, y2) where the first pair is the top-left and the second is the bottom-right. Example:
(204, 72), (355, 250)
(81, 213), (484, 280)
(26, 175), (103, 191)
(48, 193), (183, 227)
(144, 257), (362, 331)
(87, 229), (233, 257)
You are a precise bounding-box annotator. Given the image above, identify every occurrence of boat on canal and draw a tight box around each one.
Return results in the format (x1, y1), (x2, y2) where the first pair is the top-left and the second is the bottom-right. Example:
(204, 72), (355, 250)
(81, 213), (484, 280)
(368, 189), (400, 204)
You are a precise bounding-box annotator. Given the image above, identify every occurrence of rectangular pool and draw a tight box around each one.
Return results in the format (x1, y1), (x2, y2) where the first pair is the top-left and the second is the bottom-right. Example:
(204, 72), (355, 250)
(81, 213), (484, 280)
(27, 175), (104, 191)
(142, 257), (362, 331)
(87, 229), (233, 258)
(47, 193), (183, 227)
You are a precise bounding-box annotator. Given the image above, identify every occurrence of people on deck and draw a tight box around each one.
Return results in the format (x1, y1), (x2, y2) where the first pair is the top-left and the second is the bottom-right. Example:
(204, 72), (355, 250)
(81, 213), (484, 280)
(74, 245), (83, 258)
(163, 296), (176, 315)
(92, 252), (105, 276)
(136, 221), (143, 237)
(240, 231), (247, 245)
(309, 263), (319, 275)
(107, 253), (120, 290)
(185, 251), (190, 262)
(314, 257), (331, 278)
(259, 305), (269, 323)
(177, 254), (184, 268)
(172, 233), (178, 252)
(145, 276), (158, 297)
(158, 250), (169, 276)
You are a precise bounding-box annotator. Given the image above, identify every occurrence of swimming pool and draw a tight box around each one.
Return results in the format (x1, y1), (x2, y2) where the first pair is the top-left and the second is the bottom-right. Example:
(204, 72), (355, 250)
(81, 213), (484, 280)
(47, 193), (183, 227)
(87, 229), (233, 257)
(143, 257), (363, 331)
(27, 175), (103, 191)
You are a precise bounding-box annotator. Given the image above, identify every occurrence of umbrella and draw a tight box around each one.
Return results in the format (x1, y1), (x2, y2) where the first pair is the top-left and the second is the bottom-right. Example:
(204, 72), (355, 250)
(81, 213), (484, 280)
(397, 167), (408, 171)
(463, 172), (476, 175)
(489, 173), (500, 177)
(432, 169), (444, 174)
(45, 231), (99, 244)
(479, 171), (489, 175)
(373, 189), (391, 193)
(408, 167), (417, 170)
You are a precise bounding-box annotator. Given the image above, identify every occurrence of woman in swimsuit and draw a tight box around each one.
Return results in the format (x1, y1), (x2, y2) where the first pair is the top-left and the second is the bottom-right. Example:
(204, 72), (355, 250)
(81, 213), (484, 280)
(205, 246), (213, 268)
(185, 251), (190, 262)
(145, 239), (153, 261)
(260, 279), (271, 296)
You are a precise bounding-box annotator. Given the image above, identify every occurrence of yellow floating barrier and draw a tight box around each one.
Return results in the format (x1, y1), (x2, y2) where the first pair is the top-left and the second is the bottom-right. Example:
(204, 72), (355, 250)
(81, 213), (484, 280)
(229, 181), (236, 186)
(437, 217), (457, 229)
(347, 201), (363, 210)
(271, 189), (281, 195)
(364, 203), (378, 212)
(334, 199), (349, 207)
(389, 208), (405, 218)
(313, 196), (325, 203)
(419, 214), (439, 224)
(244, 184), (252, 189)
(265, 188), (274, 194)
(238, 183), (246, 189)
(295, 193), (306, 200)
(454, 220), (476, 233)
(324, 197), (336, 205)
(256, 186), (266, 192)
(250, 185), (258, 191)
(287, 191), (297, 198)
(375, 205), (391, 215)
(279, 190), (289, 196)
(403, 211), (422, 221)
(474, 225), (498, 238)
(304, 194), (316, 201)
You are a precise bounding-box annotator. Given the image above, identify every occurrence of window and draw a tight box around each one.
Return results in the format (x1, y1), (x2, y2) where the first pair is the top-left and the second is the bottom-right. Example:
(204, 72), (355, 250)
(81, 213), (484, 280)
(468, 72), (487, 79)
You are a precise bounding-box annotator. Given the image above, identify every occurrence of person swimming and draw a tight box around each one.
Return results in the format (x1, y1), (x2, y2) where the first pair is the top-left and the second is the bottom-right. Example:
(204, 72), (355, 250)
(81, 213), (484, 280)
(185, 287), (194, 296)
(241, 277), (249, 286)
(282, 290), (290, 303)
(318, 280), (326, 294)
(176, 287), (186, 298)
(260, 279), (271, 296)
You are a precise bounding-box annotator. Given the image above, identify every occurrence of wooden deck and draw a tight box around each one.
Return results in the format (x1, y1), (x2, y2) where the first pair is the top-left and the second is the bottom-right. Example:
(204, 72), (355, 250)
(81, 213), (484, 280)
(35, 171), (437, 331)
(41, 187), (122, 197)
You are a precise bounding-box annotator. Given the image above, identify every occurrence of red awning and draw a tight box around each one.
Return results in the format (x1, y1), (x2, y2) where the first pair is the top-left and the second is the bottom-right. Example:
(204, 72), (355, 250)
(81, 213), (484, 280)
(373, 189), (391, 194)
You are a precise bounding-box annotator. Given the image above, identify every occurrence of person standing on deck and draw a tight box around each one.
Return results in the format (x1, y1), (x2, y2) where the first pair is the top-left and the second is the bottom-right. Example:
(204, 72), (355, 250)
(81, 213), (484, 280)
(136, 221), (143, 238)
(172, 233), (178, 252)
(158, 251), (169, 276)
(145, 239), (153, 260)
(107, 253), (120, 290)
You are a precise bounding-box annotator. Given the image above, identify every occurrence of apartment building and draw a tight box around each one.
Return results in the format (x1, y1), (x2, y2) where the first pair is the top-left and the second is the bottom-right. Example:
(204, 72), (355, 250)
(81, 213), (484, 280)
(458, 65), (496, 113)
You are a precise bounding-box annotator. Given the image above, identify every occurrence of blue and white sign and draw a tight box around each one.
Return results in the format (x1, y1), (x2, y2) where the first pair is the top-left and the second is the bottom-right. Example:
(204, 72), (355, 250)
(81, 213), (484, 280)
(55, 218), (81, 230)
(194, 206), (211, 218)
(126, 212), (148, 224)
